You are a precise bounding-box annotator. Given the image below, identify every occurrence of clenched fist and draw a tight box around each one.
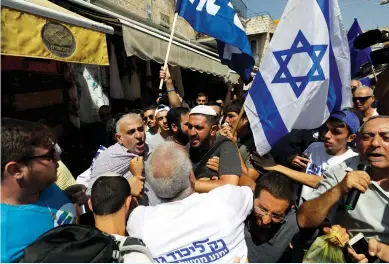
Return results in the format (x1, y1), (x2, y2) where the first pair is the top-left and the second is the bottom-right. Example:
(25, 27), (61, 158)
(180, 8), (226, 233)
(128, 175), (144, 197)
(129, 156), (144, 177)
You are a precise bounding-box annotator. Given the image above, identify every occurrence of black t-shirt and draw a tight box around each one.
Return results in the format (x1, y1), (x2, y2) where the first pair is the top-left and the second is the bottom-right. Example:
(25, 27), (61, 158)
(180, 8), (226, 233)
(187, 136), (242, 179)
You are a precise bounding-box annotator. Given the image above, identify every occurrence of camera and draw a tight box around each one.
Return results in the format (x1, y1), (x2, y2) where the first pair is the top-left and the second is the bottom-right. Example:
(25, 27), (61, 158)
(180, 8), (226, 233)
(354, 29), (389, 66)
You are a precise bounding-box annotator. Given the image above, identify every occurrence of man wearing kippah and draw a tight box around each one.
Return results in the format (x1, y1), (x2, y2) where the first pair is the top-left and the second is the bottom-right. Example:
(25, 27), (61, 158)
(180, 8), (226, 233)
(186, 105), (242, 193)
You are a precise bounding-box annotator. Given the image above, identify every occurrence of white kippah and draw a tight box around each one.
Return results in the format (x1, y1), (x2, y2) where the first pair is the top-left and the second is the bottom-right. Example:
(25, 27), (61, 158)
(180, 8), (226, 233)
(155, 105), (170, 117)
(190, 105), (217, 116)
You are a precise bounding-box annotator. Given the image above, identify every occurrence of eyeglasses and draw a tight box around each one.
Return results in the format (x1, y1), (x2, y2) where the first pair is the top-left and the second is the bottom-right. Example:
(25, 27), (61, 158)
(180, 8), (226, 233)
(23, 148), (57, 162)
(353, 96), (372, 103)
(254, 205), (285, 223)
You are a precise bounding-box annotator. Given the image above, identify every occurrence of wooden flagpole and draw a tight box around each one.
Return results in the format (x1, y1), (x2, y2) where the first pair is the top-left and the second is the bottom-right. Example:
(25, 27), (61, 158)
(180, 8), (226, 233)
(159, 13), (179, 90)
(232, 106), (246, 136)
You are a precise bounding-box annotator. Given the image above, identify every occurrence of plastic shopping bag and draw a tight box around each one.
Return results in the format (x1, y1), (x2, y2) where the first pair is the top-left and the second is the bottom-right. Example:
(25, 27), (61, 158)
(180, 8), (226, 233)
(303, 228), (346, 263)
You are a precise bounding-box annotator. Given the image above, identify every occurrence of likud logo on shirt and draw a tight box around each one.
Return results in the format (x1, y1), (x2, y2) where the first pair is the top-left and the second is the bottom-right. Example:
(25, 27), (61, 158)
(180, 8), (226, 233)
(54, 203), (76, 227)
(154, 238), (229, 263)
(306, 163), (324, 175)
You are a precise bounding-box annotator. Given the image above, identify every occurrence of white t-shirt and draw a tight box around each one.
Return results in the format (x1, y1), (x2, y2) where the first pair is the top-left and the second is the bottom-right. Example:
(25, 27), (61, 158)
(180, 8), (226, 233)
(112, 234), (153, 263)
(145, 131), (165, 151)
(299, 142), (358, 205)
(127, 185), (253, 263)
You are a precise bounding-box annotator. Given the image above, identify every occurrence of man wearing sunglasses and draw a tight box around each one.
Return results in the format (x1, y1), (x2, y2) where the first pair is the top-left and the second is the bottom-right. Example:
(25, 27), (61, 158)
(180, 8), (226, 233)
(143, 104), (165, 151)
(1, 118), (77, 262)
(353, 86), (379, 123)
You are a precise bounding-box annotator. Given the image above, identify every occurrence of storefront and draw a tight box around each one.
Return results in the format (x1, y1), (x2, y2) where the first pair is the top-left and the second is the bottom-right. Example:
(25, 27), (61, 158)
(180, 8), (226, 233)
(61, 0), (240, 104)
(2, 0), (114, 174)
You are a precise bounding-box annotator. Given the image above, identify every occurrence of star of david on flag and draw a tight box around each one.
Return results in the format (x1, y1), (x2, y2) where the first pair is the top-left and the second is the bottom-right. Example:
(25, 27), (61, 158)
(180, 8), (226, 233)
(244, 0), (352, 155)
(272, 30), (328, 98)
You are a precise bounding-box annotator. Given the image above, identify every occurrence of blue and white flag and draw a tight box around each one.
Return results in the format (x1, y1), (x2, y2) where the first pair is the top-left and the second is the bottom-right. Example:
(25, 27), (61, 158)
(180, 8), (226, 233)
(175, 0), (254, 80)
(244, 0), (352, 155)
(347, 18), (372, 77)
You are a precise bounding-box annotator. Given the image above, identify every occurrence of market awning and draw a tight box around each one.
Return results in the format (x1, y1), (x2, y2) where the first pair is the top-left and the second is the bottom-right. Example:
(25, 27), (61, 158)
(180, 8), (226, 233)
(1, 0), (114, 65)
(120, 19), (230, 78)
(63, 0), (234, 79)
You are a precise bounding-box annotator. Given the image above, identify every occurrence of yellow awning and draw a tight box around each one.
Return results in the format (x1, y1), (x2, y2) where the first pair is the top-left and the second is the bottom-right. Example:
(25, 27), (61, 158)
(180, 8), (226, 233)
(1, 0), (114, 65)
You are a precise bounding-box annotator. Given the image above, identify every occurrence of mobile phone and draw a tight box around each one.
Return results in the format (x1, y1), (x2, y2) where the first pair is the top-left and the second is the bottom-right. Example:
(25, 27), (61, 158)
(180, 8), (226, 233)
(348, 233), (378, 262)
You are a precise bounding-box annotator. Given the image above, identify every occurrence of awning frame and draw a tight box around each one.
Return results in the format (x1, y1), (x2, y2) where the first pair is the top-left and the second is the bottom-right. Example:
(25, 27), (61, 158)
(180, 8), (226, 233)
(64, 0), (240, 81)
(66, 0), (219, 58)
(2, 0), (114, 35)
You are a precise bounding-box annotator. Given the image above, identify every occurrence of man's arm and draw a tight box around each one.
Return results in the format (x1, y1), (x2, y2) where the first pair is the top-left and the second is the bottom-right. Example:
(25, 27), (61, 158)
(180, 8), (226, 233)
(195, 175), (239, 193)
(271, 165), (322, 188)
(224, 82), (233, 107)
(297, 170), (371, 228)
(160, 66), (183, 108)
(250, 152), (320, 188)
(297, 184), (343, 228)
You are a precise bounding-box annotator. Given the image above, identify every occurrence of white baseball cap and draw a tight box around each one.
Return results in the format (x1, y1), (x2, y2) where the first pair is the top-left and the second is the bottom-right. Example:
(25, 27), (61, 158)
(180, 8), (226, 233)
(155, 104), (170, 117)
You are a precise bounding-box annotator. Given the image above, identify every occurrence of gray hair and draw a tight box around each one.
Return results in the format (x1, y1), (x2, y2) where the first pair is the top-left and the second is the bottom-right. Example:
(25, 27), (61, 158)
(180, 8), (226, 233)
(358, 115), (389, 135)
(355, 86), (374, 96)
(115, 113), (143, 134)
(145, 141), (193, 200)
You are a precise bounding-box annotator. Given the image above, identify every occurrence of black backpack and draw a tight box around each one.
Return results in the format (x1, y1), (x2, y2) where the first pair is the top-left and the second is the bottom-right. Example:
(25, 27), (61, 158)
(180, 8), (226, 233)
(19, 224), (153, 263)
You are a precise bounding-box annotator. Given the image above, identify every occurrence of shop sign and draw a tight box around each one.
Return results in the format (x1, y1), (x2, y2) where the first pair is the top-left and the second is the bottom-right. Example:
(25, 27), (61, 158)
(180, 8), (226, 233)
(41, 22), (76, 58)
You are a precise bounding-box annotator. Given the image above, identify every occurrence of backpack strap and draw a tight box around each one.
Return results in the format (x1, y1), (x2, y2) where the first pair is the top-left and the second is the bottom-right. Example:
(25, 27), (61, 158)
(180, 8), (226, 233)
(117, 237), (154, 262)
(193, 136), (231, 177)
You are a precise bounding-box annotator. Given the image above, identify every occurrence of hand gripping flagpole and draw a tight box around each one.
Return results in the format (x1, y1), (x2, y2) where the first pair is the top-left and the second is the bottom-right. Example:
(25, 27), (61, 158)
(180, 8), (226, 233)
(159, 12), (179, 90)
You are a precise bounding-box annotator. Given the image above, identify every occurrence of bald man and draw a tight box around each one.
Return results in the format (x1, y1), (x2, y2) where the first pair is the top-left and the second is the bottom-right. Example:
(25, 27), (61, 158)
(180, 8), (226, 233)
(353, 86), (379, 122)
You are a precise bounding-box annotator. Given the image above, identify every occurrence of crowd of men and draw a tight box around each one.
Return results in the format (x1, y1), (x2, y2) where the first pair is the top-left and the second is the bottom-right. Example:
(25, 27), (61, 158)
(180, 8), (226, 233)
(1, 66), (389, 263)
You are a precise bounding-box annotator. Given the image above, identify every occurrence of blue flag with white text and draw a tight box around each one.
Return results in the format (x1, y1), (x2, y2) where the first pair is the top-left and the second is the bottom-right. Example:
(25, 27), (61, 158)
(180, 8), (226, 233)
(347, 18), (372, 77)
(175, 0), (254, 80)
(244, 0), (352, 155)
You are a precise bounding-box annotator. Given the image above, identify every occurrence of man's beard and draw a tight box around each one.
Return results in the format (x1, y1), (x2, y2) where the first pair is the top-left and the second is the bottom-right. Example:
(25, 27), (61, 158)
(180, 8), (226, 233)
(176, 126), (189, 145)
(248, 213), (281, 244)
(191, 130), (212, 150)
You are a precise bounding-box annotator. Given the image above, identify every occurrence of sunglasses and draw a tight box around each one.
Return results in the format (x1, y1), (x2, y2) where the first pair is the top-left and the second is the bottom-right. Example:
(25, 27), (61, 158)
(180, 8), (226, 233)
(353, 96), (372, 103)
(143, 114), (155, 123)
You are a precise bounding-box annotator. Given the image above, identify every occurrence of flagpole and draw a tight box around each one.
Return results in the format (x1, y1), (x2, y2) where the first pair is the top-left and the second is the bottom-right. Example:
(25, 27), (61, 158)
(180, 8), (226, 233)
(371, 65), (378, 82)
(159, 12), (179, 90)
(232, 107), (246, 136)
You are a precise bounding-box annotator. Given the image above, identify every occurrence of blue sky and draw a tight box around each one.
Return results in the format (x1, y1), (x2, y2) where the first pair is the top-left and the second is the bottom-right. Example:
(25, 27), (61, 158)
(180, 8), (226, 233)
(245, 0), (389, 30)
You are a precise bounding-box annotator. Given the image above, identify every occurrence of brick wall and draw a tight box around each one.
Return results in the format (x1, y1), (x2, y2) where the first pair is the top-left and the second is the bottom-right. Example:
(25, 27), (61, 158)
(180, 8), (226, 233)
(103, 0), (196, 39)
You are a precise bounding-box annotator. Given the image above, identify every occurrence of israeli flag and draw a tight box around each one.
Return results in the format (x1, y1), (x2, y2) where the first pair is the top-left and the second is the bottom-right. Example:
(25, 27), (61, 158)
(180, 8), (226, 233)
(175, 0), (254, 80)
(244, 0), (352, 155)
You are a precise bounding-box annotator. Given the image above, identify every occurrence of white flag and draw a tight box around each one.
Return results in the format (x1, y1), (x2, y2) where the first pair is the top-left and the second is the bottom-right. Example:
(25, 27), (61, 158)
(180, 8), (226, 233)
(244, 0), (352, 155)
